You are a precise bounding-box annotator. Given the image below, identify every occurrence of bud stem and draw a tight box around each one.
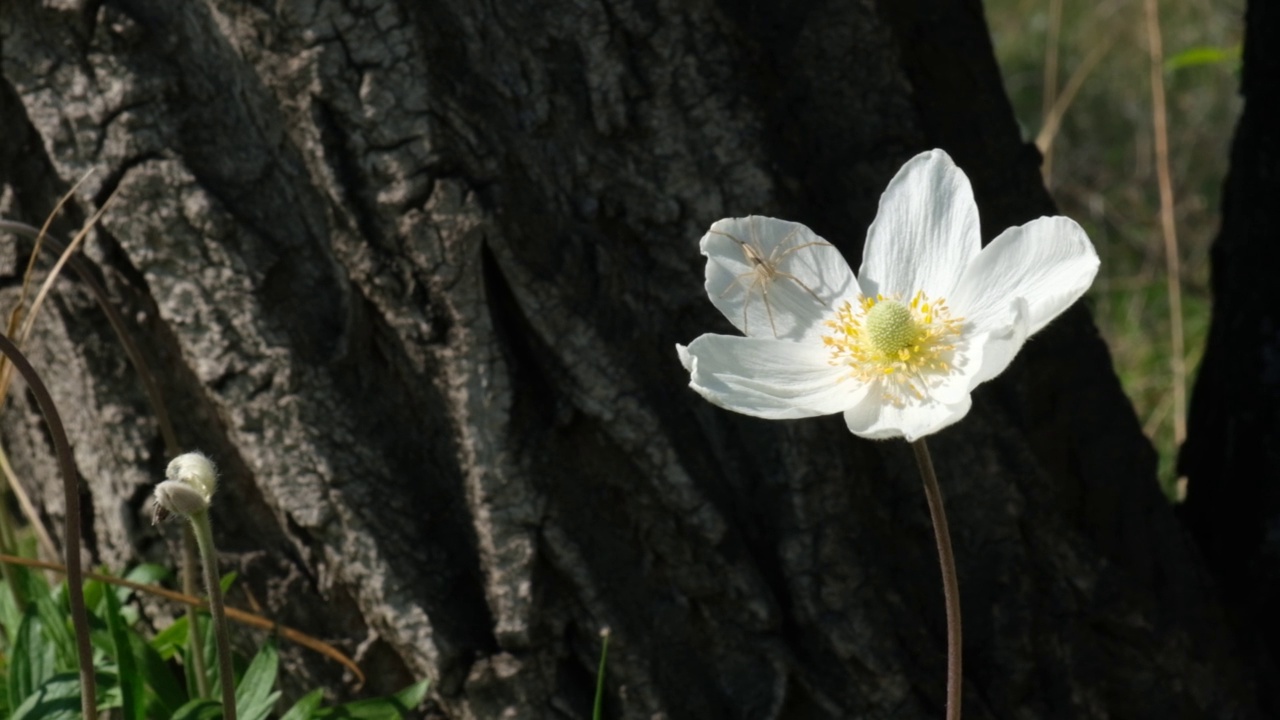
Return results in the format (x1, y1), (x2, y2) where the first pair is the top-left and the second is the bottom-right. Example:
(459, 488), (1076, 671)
(189, 508), (237, 719)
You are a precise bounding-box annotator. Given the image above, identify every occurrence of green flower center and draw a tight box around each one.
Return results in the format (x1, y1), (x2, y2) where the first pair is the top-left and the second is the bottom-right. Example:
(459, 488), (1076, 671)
(864, 299), (920, 356)
(821, 291), (965, 405)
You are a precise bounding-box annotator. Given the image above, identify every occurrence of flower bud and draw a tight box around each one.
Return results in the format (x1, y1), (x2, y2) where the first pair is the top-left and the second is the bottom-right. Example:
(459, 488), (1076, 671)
(152, 479), (210, 523)
(166, 451), (218, 500)
(152, 451), (219, 524)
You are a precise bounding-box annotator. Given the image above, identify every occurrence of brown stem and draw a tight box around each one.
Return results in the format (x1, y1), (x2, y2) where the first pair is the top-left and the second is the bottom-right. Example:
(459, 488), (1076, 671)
(0, 332), (95, 716)
(912, 438), (961, 720)
(1144, 0), (1187, 449)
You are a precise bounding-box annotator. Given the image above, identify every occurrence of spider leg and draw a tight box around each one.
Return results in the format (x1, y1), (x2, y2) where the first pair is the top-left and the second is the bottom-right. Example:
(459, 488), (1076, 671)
(772, 224), (805, 257)
(760, 281), (779, 337)
(774, 270), (825, 303)
(772, 239), (835, 264)
(740, 273), (767, 334)
(718, 268), (758, 299)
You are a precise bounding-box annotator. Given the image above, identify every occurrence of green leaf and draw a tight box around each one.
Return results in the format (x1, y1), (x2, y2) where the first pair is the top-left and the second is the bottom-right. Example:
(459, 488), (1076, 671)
(201, 609), (219, 697)
(9, 673), (82, 720)
(123, 562), (171, 588)
(129, 630), (187, 717)
(280, 689), (324, 720)
(235, 639), (280, 720)
(151, 614), (190, 660)
(33, 593), (75, 670)
(15, 562), (50, 603)
(104, 581), (144, 720)
(1165, 44), (1242, 72)
(0, 573), (25, 642)
(117, 564), (170, 627)
(313, 679), (431, 719)
(171, 698), (224, 720)
(81, 576), (106, 617)
(7, 671), (119, 720)
(9, 608), (56, 705)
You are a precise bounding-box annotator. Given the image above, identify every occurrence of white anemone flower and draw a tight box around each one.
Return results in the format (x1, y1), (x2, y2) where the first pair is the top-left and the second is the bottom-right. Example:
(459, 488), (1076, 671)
(677, 149), (1100, 441)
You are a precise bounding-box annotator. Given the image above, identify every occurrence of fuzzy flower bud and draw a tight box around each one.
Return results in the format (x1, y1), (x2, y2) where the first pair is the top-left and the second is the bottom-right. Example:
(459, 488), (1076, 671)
(152, 451), (218, 524)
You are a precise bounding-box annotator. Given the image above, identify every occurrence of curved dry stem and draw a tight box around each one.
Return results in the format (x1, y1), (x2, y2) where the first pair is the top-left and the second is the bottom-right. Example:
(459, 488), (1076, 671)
(0, 332), (95, 716)
(9, 170), (95, 329)
(0, 219), (179, 452)
(0, 218), (199, 692)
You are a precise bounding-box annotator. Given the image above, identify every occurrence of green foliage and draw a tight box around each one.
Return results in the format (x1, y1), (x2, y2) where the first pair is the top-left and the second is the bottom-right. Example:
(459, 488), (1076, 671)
(987, 0), (1241, 497)
(0, 565), (428, 719)
(1166, 45), (1241, 72)
(308, 680), (430, 720)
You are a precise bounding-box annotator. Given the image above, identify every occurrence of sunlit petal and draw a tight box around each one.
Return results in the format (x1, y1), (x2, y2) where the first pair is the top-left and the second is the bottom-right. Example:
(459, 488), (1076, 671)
(842, 391), (973, 442)
(858, 150), (980, 299)
(703, 216), (858, 341)
(680, 335), (869, 419)
(951, 216), (1099, 336)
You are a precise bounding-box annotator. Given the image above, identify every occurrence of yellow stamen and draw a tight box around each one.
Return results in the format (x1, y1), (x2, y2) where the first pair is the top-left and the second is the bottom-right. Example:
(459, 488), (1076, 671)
(822, 291), (964, 405)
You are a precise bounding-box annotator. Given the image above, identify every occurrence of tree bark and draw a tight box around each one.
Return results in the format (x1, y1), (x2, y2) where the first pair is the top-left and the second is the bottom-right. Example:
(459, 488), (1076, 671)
(0, 0), (1270, 717)
(1181, 0), (1280, 707)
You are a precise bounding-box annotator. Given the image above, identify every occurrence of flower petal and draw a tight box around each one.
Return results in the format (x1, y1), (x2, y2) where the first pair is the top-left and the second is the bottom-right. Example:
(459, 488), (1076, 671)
(965, 297), (1031, 388)
(925, 331), (987, 405)
(858, 150), (981, 299)
(703, 216), (858, 341)
(678, 334), (869, 419)
(842, 388), (973, 441)
(951, 216), (1099, 337)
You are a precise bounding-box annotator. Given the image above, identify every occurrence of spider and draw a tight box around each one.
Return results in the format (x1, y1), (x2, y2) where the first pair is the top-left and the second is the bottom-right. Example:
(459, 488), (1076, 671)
(711, 219), (834, 337)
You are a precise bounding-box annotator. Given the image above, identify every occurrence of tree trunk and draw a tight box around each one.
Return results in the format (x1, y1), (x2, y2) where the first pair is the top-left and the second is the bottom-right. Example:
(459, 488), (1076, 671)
(1181, 0), (1280, 700)
(0, 0), (1270, 717)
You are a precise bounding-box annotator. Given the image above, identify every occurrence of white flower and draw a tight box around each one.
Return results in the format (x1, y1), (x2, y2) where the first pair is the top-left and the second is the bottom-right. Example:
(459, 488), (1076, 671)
(677, 149), (1099, 441)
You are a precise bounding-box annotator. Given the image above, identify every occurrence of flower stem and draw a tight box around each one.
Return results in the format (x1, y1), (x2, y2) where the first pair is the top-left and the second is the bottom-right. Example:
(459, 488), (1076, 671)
(189, 508), (237, 720)
(182, 524), (211, 698)
(911, 438), (961, 720)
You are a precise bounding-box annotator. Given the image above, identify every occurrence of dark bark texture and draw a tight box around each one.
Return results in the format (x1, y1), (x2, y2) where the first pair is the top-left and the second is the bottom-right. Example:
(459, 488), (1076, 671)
(0, 0), (1270, 717)
(1181, 0), (1280, 705)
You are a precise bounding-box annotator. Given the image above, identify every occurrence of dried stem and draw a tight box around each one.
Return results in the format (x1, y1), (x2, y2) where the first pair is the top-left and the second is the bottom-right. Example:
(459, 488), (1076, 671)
(0, 552), (366, 682)
(0, 220), (180, 451)
(912, 439), (961, 720)
(0, 332), (95, 716)
(1144, 0), (1187, 446)
(0, 444), (59, 561)
(0, 218), (200, 687)
(1035, 30), (1118, 161)
(1040, 0), (1063, 182)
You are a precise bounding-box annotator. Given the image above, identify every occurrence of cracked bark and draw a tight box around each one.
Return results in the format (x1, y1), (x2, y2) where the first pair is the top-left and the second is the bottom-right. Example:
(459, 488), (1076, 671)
(0, 0), (1272, 717)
